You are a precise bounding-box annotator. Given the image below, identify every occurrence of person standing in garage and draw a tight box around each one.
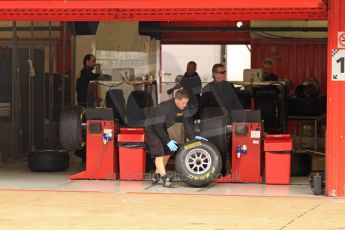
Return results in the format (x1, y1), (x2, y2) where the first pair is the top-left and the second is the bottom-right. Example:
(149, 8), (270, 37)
(76, 54), (100, 107)
(167, 61), (202, 118)
(145, 89), (207, 188)
(75, 54), (100, 161)
(262, 58), (280, 81)
(198, 63), (243, 175)
(199, 63), (242, 116)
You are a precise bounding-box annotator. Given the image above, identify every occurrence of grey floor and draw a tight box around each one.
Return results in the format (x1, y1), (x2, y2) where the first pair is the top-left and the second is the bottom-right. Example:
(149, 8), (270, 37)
(0, 155), (315, 197)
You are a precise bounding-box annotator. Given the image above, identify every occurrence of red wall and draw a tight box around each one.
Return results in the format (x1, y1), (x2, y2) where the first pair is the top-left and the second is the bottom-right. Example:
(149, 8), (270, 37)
(160, 21), (251, 44)
(326, 0), (345, 197)
(251, 40), (327, 95)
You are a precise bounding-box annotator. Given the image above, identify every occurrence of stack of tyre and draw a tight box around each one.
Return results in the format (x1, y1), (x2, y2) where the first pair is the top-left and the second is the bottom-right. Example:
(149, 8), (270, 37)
(288, 79), (325, 177)
(288, 79), (326, 117)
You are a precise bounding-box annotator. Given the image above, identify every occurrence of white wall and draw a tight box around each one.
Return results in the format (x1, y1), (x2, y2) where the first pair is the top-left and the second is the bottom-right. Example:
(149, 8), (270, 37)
(74, 22), (156, 78)
(161, 45), (221, 83)
(226, 45), (251, 81)
(160, 45), (222, 102)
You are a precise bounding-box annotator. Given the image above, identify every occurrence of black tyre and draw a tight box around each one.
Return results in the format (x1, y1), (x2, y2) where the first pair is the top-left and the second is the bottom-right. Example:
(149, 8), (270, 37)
(309, 171), (325, 195)
(126, 90), (153, 127)
(176, 140), (222, 187)
(291, 152), (312, 176)
(288, 96), (326, 116)
(28, 150), (69, 172)
(105, 89), (126, 125)
(200, 107), (229, 175)
(254, 89), (279, 128)
(59, 106), (85, 150)
(234, 88), (251, 109)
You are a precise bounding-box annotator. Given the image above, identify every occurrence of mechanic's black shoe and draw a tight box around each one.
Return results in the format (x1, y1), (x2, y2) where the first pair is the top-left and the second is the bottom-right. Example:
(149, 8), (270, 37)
(152, 173), (163, 185)
(162, 176), (177, 188)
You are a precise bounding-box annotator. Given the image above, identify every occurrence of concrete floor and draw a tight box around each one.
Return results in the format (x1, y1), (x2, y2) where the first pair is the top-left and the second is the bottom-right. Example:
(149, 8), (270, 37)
(0, 157), (314, 197)
(1, 157), (343, 230)
(0, 190), (344, 230)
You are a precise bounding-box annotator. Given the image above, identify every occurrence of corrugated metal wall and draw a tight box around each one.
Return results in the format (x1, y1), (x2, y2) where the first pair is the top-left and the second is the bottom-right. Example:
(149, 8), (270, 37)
(326, 0), (345, 197)
(251, 40), (327, 94)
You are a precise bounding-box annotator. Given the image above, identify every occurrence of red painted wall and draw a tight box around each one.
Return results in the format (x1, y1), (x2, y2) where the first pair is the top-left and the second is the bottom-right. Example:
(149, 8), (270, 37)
(160, 21), (250, 44)
(251, 40), (327, 95)
(326, 0), (345, 197)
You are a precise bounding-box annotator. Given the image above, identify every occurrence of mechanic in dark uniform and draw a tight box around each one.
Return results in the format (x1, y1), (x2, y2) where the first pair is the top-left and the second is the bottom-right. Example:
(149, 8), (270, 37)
(145, 89), (207, 188)
(262, 58), (280, 81)
(198, 63), (243, 175)
(199, 63), (242, 117)
(75, 54), (100, 161)
(167, 61), (202, 118)
(76, 54), (100, 107)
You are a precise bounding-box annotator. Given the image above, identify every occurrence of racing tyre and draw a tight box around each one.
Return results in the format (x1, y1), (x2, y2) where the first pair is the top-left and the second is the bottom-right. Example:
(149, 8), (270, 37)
(59, 106), (85, 150)
(176, 140), (222, 187)
(28, 150), (69, 172)
(105, 89), (126, 125)
(126, 90), (153, 127)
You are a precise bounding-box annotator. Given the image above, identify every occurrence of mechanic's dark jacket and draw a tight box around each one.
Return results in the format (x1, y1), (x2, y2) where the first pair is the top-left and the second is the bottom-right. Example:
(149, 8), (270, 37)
(199, 80), (242, 117)
(145, 99), (196, 144)
(180, 72), (202, 106)
(76, 67), (100, 106)
(263, 73), (280, 81)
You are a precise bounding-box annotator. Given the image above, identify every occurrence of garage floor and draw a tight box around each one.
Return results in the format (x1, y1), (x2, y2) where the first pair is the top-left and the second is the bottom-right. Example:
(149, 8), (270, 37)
(0, 156), (313, 197)
(0, 190), (344, 230)
(1, 156), (343, 230)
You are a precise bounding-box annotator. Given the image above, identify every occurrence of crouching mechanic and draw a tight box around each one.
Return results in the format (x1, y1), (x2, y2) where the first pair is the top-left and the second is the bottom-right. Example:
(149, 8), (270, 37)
(145, 89), (207, 188)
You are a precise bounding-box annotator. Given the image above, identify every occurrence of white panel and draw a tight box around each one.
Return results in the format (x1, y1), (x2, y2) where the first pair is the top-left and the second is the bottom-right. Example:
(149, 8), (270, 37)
(226, 45), (251, 81)
(161, 45), (221, 83)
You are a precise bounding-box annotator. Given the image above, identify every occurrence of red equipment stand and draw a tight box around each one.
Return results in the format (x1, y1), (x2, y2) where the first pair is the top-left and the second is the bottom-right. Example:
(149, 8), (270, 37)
(264, 134), (293, 184)
(216, 122), (263, 183)
(118, 128), (146, 181)
(69, 119), (118, 180)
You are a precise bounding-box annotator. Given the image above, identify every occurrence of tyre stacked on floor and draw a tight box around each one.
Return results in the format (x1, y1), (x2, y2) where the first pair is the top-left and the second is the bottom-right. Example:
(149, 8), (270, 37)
(28, 105), (87, 172)
(28, 150), (69, 172)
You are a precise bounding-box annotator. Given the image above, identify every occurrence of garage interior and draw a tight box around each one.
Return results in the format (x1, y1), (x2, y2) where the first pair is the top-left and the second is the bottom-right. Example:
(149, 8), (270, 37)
(0, 18), (329, 196)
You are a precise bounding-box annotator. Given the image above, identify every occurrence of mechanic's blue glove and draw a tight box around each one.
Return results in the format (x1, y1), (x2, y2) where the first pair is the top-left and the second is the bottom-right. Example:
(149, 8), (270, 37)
(195, 135), (208, 141)
(167, 140), (179, 152)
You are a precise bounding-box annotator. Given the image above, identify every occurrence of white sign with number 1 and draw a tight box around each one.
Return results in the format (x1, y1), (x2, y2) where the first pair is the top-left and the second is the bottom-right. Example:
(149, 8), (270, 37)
(332, 49), (345, 81)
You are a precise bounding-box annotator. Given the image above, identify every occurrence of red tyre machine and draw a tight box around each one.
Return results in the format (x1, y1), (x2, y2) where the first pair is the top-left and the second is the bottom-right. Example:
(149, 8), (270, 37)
(69, 108), (292, 185)
(216, 110), (293, 184)
(69, 108), (146, 181)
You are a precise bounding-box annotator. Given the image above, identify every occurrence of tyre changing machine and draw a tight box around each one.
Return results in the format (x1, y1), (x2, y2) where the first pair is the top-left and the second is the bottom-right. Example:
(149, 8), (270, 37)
(69, 108), (146, 181)
(216, 121), (263, 183)
(216, 110), (293, 184)
(69, 109), (119, 180)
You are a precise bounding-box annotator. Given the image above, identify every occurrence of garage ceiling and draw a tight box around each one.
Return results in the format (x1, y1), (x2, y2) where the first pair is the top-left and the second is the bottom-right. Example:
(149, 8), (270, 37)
(0, 0), (327, 21)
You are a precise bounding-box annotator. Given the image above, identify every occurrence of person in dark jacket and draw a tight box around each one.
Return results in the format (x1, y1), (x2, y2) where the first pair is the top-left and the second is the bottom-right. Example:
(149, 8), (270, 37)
(145, 89), (207, 188)
(75, 54), (100, 161)
(167, 61), (202, 118)
(262, 58), (280, 81)
(198, 63), (242, 176)
(76, 54), (100, 107)
(199, 63), (242, 117)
